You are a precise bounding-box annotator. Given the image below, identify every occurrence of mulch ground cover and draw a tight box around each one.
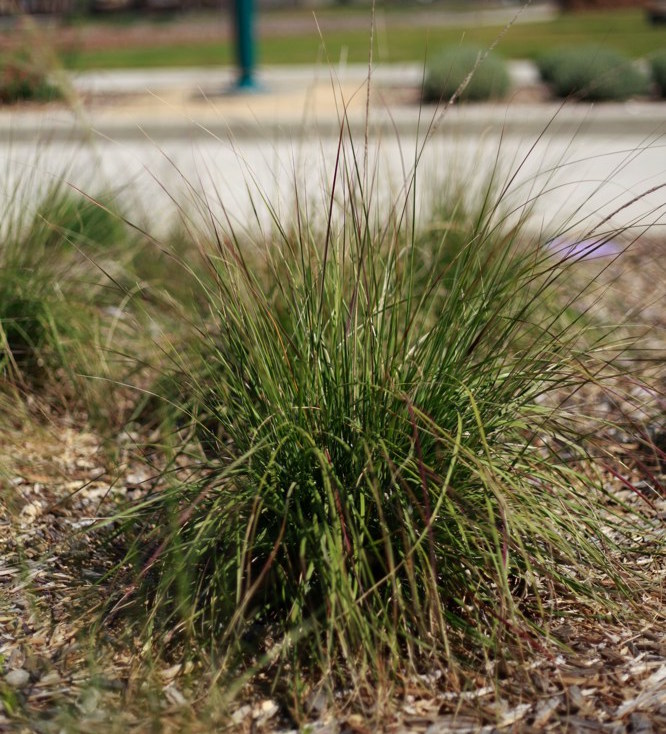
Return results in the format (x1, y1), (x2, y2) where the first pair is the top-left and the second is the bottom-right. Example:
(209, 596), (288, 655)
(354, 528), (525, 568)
(1, 240), (664, 732)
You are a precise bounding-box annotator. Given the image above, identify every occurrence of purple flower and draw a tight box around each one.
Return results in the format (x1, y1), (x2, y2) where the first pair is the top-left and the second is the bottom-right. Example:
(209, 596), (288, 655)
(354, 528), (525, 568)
(547, 237), (621, 261)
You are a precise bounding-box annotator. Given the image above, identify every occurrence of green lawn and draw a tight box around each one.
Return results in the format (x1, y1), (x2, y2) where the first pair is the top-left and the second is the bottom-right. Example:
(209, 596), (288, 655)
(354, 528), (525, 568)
(62, 9), (666, 69)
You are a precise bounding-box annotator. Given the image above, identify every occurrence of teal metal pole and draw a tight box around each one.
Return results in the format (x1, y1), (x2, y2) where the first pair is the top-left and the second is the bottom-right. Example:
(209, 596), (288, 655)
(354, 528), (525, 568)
(233, 0), (258, 91)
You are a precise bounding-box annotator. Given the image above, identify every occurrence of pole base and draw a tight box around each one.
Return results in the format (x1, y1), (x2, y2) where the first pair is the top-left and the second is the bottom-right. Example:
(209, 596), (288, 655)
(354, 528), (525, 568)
(225, 74), (265, 95)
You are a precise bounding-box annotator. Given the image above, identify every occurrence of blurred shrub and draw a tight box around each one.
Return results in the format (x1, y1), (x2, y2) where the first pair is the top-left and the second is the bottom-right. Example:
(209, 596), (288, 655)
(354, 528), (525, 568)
(423, 46), (511, 103)
(649, 51), (666, 98)
(0, 53), (62, 105)
(536, 46), (650, 101)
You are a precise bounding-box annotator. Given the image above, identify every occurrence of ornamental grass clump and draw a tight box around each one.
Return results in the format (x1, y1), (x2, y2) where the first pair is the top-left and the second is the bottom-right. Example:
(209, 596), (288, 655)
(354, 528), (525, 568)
(537, 46), (650, 101)
(111, 124), (661, 696)
(423, 45), (510, 102)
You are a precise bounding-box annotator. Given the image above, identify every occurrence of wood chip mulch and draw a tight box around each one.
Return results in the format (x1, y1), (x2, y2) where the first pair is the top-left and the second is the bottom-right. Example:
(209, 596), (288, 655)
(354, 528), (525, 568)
(1, 237), (665, 732)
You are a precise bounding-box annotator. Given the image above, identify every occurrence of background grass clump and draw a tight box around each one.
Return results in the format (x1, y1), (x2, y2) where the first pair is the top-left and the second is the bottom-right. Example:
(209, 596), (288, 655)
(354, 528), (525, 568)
(0, 256), (79, 384)
(537, 46), (650, 101)
(108, 132), (661, 703)
(649, 50), (666, 97)
(423, 45), (510, 102)
(0, 182), (142, 421)
(1, 188), (90, 384)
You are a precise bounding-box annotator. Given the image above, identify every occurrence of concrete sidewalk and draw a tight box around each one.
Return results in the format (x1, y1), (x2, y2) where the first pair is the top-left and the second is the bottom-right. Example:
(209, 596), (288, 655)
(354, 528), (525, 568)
(0, 62), (664, 142)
